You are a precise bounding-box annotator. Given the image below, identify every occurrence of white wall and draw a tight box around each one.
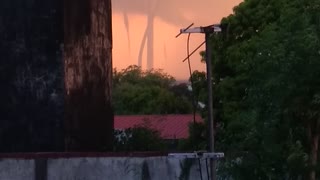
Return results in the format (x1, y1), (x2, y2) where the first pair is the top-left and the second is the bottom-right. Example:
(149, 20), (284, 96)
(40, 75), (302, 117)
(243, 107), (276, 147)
(0, 156), (212, 180)
(0, 159), (34, 180)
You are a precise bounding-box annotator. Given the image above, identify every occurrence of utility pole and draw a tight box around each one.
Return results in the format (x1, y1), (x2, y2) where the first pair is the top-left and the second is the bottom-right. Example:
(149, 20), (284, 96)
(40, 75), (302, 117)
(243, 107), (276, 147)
(205, 30), (216, 180)
(178, 24), (221, 180)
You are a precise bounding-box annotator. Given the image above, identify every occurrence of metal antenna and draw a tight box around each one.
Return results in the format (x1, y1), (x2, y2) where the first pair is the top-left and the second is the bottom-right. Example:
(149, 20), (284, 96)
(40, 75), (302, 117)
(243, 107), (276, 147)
(175, 23), (194, 38)
(182, 41), (206, 62)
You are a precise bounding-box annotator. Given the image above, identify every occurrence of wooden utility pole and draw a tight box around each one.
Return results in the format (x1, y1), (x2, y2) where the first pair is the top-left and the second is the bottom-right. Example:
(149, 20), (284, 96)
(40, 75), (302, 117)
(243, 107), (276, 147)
(177, 24), (222, 180)
(64, 0), (114, 151)
(205, 32), (216, 180)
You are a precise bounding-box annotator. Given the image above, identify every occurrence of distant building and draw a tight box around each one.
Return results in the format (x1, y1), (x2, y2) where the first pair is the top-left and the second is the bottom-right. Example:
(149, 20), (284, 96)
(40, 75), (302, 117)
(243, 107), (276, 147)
(115, 114), (202, 140)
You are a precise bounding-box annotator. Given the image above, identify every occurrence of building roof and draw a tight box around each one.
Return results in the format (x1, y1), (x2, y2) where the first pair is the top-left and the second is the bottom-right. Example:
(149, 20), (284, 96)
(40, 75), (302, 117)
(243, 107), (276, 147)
(114, 114), (202, 139)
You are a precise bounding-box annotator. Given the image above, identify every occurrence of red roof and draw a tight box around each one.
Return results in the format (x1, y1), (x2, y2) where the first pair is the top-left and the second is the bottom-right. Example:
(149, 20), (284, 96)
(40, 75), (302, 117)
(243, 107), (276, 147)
(114, 114), (202, 139)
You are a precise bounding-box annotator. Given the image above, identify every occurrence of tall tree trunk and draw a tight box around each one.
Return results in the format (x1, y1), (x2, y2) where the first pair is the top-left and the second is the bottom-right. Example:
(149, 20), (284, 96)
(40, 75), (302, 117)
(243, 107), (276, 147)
(64, 0), (113, 151)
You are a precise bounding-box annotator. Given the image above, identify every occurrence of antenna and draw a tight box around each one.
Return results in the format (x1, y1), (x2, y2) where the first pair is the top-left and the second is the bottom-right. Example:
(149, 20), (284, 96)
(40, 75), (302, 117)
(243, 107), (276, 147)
(175, 23), (194, 38)
(177, 24), (222, 62)
(180, 24), (222, 34)
(182, 41), (205, 62)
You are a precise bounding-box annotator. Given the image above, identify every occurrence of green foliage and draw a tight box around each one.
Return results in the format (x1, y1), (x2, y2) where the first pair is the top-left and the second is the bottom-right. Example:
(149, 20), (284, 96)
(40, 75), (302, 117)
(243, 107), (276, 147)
(114, 125), (166, 152)
(113, 65), (195, 152)
(190, 70), (207, 104)
(178, 122), (207, 151)
(186, 0), (320, 179)
(113, 65), (192, 115)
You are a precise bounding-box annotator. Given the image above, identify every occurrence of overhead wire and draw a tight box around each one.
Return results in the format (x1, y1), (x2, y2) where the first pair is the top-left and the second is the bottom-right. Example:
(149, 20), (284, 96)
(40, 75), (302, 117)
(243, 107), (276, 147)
(186, 33), (197, 149)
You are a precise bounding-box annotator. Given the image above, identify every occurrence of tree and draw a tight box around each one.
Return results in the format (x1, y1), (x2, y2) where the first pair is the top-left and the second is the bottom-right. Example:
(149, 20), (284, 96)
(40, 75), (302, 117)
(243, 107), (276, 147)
(64, 0), (113, 151)
(178, 122), (207, 151)
(114, 125), (166, 152)
(113, 65), (192, 115)
(203, 0), (320, 179)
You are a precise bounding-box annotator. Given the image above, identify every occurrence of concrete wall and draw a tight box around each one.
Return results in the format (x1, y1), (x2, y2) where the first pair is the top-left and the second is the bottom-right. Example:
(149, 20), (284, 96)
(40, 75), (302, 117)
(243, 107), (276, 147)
(0, 156), (211, 180)
(0, 159), (34, 180)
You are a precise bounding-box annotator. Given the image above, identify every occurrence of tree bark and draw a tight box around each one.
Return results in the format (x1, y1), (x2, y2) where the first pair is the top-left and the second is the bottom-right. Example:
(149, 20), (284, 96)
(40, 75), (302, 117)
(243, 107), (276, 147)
(64, 0), (113, 151)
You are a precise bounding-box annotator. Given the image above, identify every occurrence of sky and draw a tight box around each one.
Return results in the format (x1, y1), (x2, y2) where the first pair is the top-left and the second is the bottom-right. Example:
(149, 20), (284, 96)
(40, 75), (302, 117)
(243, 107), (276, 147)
(112, 0), (242, 80)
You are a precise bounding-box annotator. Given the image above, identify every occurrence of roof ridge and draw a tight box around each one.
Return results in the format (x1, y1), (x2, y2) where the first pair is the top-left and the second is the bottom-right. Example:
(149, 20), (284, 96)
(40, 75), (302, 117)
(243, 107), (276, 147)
(115, 114), (201, 116)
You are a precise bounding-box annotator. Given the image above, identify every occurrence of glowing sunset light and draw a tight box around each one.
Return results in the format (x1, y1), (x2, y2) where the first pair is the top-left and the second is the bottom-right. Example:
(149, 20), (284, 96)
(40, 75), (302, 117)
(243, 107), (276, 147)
(112, 0), (242, 80)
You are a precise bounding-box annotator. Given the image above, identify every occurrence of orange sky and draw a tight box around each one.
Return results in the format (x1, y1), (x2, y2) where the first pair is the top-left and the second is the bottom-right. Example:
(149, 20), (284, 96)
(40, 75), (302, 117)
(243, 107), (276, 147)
(112, 0), (242, 80)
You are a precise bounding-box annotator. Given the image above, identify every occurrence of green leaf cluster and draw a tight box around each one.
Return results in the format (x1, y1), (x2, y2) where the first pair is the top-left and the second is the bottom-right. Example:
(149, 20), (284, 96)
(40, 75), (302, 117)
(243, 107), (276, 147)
(113, 65), (192, 115)
(114, 125), (166, 152)
(202, 0), (320, 179)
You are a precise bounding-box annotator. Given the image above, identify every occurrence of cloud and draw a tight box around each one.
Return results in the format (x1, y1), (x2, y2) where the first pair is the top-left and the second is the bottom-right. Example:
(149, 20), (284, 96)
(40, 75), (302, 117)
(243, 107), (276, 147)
(112, 0), (222, 26)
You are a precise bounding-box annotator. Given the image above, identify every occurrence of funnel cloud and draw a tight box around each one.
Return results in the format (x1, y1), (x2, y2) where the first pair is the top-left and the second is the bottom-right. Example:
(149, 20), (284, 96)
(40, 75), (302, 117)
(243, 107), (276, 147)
(112, 0), (242, 76)
(113, 0), (225, 25)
